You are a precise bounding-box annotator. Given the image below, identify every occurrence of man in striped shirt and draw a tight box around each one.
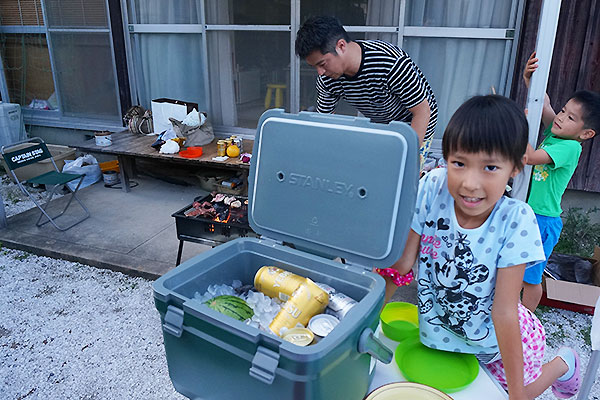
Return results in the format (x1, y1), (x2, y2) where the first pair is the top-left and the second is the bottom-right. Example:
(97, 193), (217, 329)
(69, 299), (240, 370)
(296, 16), (438, 168)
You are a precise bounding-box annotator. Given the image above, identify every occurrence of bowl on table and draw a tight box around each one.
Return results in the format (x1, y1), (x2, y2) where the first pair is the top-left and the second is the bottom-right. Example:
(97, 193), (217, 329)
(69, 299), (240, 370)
(380, 301), (419, 341)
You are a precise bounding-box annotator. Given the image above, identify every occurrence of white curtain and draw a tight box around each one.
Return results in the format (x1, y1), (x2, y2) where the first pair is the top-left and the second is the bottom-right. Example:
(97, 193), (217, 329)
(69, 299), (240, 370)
(204, 0), (237, 126)
(367, 0), (514, 139)
(132, 0), (207, 111)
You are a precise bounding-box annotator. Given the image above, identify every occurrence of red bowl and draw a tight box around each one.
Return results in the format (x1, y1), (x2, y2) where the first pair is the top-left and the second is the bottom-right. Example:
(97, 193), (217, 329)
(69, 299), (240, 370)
(179, 146), (203, 158)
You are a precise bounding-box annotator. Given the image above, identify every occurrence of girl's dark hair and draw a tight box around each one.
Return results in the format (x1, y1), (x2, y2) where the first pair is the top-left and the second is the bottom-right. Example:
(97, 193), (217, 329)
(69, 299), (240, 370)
(442, 95), (528, 170)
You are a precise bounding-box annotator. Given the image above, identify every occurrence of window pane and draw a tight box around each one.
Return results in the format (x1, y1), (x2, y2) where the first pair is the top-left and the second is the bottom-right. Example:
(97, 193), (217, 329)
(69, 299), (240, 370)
(301, 0), (401, 26)
(45, 0), (108, 28)
(50, 32), (120, 119)
(0, 33), (56, 108)
(132, 33), (207, 112)
(405, 0), (514, 28)
(205, 0), (289, 25)
(0, 0), (44, 25)
(403, 37), (507, 138)
(207, 31), (289, 128)
(128, 0), (202, 24)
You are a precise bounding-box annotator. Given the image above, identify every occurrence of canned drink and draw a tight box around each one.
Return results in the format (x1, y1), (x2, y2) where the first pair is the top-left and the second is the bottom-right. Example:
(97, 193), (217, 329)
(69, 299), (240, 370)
(269, 278), (329, 337)
(217, 140), (227, 157)
(282, 327), (314, 346)
(315, 282), (336, 296)
(308, 314), (339, 340)
(232, 137), (243, 153)
(254, 266), (306, 302)
(326, 292), (358, 319)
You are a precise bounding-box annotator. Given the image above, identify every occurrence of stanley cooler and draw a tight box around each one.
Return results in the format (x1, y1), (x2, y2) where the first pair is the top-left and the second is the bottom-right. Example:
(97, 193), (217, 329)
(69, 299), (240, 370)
(153, 109), (419, 400)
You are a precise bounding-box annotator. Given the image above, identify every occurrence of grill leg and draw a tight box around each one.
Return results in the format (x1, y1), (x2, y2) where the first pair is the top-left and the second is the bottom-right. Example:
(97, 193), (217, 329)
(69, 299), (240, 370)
(176, 240), (184, 266)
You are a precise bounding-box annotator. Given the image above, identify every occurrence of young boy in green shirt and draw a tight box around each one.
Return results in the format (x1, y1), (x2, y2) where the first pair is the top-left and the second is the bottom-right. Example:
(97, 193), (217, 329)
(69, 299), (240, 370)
(521, 52), (600, 311)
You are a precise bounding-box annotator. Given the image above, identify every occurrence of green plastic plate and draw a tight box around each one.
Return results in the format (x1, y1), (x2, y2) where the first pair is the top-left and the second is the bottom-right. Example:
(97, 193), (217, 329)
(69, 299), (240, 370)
(395, 337), (479, 393)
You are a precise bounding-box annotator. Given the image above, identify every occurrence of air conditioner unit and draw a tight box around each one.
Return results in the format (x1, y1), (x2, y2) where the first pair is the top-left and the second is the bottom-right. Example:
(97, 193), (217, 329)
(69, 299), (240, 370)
(0, 103), (27, 148)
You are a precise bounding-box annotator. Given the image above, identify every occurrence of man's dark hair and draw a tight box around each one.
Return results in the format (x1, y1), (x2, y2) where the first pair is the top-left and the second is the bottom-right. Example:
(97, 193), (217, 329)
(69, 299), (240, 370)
(442, 95), (528, 170)
(568, 90), (600, 137)
(295, 16), (351, 59)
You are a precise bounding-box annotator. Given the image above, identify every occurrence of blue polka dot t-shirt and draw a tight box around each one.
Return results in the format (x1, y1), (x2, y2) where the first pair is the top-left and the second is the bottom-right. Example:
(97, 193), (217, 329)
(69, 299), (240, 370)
(411, 168), (545, 355)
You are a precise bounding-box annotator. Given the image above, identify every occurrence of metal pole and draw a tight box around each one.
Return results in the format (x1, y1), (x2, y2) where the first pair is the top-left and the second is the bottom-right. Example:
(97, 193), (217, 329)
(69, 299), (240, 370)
(578, 350), (600, 399)
(0, 192), (6, 228)
(511, 0), (561, 201)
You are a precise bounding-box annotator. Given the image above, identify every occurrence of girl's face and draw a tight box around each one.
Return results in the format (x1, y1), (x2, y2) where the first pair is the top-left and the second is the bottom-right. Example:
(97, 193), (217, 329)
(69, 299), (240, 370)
(446, 150), (521, 229)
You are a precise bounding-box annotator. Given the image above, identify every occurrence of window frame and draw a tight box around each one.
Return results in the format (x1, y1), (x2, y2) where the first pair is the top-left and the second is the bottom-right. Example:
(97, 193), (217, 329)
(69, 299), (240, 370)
(121, 0), (525, 140)
(0, 0), (125, 131)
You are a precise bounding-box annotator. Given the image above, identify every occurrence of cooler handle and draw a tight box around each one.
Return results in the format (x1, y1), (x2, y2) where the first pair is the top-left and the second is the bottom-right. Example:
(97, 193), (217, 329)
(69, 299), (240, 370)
(249, 346), (280, 384)
(357, 328), (393, 364)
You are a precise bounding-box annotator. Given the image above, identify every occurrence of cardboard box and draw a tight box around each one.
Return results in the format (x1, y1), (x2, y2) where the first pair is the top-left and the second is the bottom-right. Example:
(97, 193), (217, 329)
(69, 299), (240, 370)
(543, 246), (600, 310)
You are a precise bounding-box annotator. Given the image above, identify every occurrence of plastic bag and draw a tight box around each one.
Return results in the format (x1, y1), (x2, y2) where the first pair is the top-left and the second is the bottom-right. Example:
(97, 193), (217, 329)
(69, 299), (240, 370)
(545, 252), (593, 284)
(159, 139), (180, 154)
(169, 112), (214, 146)
(62, 154), (102, 190)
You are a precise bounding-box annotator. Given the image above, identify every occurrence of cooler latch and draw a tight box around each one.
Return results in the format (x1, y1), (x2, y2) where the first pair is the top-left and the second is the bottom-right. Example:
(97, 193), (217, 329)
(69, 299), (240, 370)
(249, 346), (280, 384)
(163, 305), (184, 338)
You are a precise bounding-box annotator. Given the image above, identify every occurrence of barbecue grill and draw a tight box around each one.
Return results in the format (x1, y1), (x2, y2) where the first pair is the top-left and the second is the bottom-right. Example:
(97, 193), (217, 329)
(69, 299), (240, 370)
(173, 193), (259, 264)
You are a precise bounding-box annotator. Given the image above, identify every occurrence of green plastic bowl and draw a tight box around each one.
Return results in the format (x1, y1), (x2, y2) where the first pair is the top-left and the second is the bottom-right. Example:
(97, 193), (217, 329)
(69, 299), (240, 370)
(380, 302), (419, 341)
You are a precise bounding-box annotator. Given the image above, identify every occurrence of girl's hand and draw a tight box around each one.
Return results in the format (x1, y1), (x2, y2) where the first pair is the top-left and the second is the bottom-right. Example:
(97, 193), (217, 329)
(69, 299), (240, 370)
(523, 51), (538, 88)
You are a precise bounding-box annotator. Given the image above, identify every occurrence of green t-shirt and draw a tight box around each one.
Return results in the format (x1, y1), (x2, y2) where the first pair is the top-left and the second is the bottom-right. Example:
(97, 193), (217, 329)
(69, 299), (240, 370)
(527, 125), (582, 217)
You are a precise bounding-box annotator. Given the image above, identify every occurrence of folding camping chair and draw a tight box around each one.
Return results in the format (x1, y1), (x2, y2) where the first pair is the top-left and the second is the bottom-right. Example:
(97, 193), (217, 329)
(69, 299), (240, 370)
(1, 137), (90, 231)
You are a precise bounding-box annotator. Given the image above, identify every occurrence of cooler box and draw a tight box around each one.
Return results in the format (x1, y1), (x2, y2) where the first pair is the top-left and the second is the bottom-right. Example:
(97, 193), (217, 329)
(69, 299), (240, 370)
(153, 109), (419, 400)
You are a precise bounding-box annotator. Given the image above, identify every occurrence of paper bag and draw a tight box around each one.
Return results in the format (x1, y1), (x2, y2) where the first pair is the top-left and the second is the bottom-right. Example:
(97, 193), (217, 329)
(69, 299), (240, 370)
(151, 98), (198, 134)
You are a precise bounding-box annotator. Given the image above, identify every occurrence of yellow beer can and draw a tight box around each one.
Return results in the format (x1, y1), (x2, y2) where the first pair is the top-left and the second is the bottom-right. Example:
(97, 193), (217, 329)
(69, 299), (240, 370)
(254, 266), (306, 302)
(282, 327), (314, 346)
(217, 140), (227, 157)
(269, 278), (329, 337)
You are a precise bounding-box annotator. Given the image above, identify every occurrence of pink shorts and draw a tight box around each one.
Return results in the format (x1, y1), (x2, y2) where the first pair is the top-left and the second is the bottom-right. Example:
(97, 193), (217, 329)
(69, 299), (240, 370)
(484, 303), (546, 390)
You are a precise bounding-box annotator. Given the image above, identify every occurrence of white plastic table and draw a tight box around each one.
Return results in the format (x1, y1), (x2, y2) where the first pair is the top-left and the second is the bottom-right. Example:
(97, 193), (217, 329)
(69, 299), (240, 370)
(369, 327), (508, 400)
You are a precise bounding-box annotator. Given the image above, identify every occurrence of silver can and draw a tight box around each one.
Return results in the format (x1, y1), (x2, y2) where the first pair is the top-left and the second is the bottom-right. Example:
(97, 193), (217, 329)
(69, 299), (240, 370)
(230, 135), (243, 153)
(326, 292), (357, 319)
(308, 313), (339, 341)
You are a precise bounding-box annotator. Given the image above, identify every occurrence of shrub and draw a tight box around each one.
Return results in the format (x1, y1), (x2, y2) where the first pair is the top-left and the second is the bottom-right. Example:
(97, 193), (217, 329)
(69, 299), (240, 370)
(554, 207), (600, 258)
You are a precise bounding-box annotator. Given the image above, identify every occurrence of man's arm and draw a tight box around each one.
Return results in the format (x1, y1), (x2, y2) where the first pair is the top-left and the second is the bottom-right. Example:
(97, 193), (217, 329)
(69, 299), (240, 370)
(408, 99), (430, 147)
(523, 52), (555, 128)
(315, 77), (339, 114)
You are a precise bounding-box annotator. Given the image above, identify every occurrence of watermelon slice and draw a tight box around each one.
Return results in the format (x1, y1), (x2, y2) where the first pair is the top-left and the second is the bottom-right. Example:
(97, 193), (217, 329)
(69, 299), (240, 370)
(204, 295), (254, 321)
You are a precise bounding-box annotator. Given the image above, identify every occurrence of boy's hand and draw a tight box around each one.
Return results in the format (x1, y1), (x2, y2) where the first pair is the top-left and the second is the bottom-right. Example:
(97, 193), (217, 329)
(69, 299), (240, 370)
(523, 51), (538, 88)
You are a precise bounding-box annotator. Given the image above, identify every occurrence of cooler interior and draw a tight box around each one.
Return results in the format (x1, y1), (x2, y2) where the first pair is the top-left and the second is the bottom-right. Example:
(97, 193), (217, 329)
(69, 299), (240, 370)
(159, 238), (377, 309)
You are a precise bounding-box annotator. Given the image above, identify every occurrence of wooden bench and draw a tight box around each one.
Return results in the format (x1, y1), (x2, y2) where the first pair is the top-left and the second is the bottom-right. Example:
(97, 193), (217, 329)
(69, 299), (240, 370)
(76, 130), (252, 193)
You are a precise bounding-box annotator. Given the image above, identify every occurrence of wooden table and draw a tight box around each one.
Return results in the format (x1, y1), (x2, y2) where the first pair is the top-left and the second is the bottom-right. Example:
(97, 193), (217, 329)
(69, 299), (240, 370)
(77, 130), (252, 193)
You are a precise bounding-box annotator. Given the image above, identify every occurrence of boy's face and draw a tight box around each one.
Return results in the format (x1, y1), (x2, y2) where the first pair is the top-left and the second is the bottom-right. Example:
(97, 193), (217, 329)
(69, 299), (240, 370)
(305, 40), (347, 79)
(551, 99), (595, 141)
(446, 150), (521, 229)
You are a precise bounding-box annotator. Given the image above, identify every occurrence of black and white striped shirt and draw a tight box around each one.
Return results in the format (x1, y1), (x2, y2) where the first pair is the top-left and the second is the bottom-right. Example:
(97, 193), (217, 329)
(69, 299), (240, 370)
(316, 40), (438, 142)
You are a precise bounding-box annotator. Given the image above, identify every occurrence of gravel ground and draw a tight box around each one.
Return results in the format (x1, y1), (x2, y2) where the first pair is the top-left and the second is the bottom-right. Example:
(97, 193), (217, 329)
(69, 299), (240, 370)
(1, 174), (598, 399)
(0, 174), (59, 217)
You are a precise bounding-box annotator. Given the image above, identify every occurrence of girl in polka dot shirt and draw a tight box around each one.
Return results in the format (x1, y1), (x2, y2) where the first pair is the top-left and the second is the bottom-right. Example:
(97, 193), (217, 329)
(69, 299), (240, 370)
(383, 95), (581, 399)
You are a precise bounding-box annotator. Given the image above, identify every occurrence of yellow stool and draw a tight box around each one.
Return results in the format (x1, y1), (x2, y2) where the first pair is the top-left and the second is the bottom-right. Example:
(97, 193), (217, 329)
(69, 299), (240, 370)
(264, 83), (286, 109)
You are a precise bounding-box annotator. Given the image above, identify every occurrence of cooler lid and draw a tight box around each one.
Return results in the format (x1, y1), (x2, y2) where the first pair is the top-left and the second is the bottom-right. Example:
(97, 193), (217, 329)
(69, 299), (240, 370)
(248, 110), (419, 268)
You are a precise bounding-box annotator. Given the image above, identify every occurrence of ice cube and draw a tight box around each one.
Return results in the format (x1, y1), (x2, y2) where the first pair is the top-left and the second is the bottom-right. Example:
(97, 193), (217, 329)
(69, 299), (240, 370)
(232, 280), (242, 289)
